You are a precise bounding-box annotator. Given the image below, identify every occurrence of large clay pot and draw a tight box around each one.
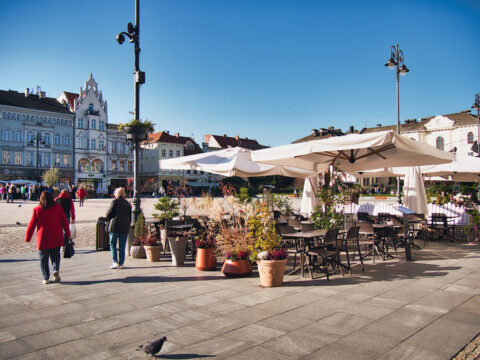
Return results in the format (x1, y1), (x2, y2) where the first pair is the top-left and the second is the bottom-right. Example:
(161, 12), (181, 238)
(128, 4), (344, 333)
(168, 237), (188, 266)
(144, 246), (162, 262)
(130, 245), (146, 259)
(195, 248), (217, 271)
(160, 229), (168, 253)
(222, 259), (252, 278)
(257, 259), (288, 287)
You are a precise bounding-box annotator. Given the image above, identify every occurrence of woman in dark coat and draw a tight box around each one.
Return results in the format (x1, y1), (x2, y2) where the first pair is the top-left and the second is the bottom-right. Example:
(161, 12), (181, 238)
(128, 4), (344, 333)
(25, 191), (70, 284)
(106, 187), (132, 269)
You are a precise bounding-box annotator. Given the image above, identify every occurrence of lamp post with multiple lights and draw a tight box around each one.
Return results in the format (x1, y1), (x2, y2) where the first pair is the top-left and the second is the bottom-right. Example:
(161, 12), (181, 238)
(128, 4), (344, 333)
(116, 0), (146, 223)
(472, 93), (480, 201)
(385, 44), (410, 204)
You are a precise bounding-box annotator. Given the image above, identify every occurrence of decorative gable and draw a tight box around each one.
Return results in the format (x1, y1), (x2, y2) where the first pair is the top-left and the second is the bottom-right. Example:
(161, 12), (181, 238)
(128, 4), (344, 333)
(424, 115), (455, 131)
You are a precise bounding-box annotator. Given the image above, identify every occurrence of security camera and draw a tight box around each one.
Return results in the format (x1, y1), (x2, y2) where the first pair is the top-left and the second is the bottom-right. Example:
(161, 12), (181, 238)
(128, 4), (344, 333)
(116, 33), (125, 45)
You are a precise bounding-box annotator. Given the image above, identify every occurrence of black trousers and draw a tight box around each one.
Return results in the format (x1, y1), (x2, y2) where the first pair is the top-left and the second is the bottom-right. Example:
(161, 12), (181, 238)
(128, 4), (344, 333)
(39, 247), (61, 280)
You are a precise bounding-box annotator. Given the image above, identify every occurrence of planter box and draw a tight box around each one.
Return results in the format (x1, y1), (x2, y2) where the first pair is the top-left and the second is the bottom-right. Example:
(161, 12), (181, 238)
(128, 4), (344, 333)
(144, 245), (162, 262)
(130, 245), (146, 259)
(122, 125), (150, 142)
(168, 236), (188, 266)
(257, 259), (287, 287)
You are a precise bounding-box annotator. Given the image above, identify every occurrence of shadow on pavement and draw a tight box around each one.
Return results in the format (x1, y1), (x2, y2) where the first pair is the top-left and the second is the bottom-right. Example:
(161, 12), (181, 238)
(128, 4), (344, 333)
(0, 258), (38, 263)
(157, 354), (215, 359)
(61, 275), (225, 285)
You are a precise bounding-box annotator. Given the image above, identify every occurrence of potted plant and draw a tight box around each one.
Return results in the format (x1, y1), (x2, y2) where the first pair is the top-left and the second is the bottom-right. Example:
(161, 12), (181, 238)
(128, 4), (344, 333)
(248, 205), (288, 287)
(136, 213), (162, 262)
(153, 196), (180, 252)
(216, 220), (255, 278)
(119, 119), (155, 141)
(131, 212), (147, 258)
(194, 221), (217, 271)
(167, 230), (189, 266)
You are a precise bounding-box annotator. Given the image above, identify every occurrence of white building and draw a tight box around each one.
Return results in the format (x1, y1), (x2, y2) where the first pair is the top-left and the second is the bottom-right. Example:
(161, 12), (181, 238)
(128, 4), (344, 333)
(107, 123), (133, 193)
(58, 75), (108, 194)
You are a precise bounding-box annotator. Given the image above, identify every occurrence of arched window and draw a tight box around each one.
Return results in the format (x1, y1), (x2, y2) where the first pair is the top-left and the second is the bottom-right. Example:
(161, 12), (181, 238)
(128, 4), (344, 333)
(468, 132), (474, 144)
(436, 136), (444, 150)
(2, 129), (11, 141)
(78, 158), (90, 172)
(92, 159), (103, 173)
(14, 131), (22, 142)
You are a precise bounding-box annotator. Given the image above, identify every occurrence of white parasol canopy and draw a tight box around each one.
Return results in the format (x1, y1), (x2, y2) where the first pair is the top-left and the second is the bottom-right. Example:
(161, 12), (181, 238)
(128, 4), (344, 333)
(300, 176), (319, 216)
(403, 166), (429, 216)
(422, 155), (480, 182)
(250, 131), (455, 172)
(158, 147), (317, 178)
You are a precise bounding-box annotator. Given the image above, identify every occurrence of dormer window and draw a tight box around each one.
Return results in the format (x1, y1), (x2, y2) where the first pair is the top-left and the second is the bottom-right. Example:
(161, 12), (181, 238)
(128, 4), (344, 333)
(468, 132), (474, 144)
(89, 103), (94, 112)
(436, 136), (444, 150)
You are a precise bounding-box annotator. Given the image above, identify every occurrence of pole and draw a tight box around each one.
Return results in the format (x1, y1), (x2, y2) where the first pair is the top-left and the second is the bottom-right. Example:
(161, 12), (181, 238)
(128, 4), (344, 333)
(36, 134), (40, 184)
(395, 44), (402, 205)
(132, 0), (141, 223)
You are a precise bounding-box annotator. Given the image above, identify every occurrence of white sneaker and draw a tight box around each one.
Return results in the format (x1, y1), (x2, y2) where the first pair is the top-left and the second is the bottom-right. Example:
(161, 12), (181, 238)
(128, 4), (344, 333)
(117, 265), (124, 269)
(110, 262), (119, 269)
(42, 279), (49, 285)
(53, 271), (61, 282)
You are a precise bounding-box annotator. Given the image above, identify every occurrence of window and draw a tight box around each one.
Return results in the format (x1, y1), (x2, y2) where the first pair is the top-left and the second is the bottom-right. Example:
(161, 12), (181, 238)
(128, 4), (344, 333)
(127, 161), (133, 172)
(54, 134), (60, 145)
(111, 160), (117, 171)
(78, 158), (89, 172)
(91, 119), (96, 129)
(436, 136), (444, 150)
(43, 153), (51, 167)
(468, 132), (474, 144)
(92, 159), (103, 172)
(78, 118), (83, 129)
(119, 161), (125, 171)
(2, 151), (10, 165)
(169, 150), (173, 157)
(14, 131), (22, 142)
(64, 154), (70, 167)
(89, 103), (94, 112)
(176, 150), (181, 157)
(2, 129), (11, 141)
(99, 121), (105, 131)
(99, 140), (104, 150)
(14, 152), (22, 165)
(26, 152), (34, 166)
(43, 134), (51, 145)
(161, 149), (166, 157)
(55, 154), (61, 167)
(112, 142), (117, 153)
(91, 139), (96, 149)
(64, 136), (71, 146)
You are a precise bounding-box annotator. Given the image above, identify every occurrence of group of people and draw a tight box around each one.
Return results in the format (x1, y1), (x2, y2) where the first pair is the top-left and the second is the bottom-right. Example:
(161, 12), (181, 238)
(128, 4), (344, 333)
(24, 185), (131, 283)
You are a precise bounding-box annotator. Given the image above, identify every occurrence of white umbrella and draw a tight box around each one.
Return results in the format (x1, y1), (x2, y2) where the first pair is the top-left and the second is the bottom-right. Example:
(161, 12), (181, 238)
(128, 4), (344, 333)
(422, 155), (480, 182)
(300, 176), (319, 216)
(250, 131), (455, 172)
(403, 166), (429, 216)
(158, 147), (317, 178)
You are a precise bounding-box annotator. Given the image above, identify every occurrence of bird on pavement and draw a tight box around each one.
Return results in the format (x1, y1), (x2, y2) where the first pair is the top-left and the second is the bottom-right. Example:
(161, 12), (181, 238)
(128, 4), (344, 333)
(18, 204), (21, 207)
(137, 336), (167, 357)
(16, 222), (21, 225)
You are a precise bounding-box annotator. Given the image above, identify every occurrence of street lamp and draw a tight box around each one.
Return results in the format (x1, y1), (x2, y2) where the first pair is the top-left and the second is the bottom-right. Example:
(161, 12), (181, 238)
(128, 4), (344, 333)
(385, 44), (410, 204)
(472, 93), (480, 153)
(28, 133), (45, 184)
(116, 0), (146, 223)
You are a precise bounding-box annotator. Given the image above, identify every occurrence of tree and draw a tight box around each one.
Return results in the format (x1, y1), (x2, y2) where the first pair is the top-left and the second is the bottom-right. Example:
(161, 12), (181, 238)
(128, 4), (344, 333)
(42, 167), (60, 187)
(153, 197), (180, 228)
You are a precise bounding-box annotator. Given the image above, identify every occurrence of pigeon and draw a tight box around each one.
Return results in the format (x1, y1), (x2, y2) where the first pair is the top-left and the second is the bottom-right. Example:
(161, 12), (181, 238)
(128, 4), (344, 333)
(18, 204), (21, 207)
(137, 336), (167, 357)
(16, 222), (21, 225)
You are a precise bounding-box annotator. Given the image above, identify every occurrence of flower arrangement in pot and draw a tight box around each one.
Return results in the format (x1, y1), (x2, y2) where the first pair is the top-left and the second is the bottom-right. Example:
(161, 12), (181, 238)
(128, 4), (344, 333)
(194, 220), (217, 271)
(118, 119), (155, 141)
(248, 205), (288, 287)
(136, 213), (162, 262)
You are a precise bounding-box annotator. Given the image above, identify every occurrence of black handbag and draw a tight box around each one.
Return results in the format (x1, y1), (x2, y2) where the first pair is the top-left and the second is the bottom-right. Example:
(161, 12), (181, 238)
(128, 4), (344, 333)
(63, 237), (75, 258)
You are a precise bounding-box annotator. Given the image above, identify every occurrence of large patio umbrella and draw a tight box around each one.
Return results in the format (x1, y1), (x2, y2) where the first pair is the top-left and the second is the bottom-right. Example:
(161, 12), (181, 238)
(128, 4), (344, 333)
(403, 166), (429, 216)
(422, 155), (480, 182)
(250, 131), (455, 172)
(300, 176), (319, 216)
(158, 147), (317, 178)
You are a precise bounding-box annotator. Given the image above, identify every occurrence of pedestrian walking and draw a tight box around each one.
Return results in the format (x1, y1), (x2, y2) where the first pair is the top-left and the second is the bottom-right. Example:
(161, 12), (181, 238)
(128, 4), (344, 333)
(159, 186), (165, 197)
(0, 184), (5, 201)
(77, 185), (86, 207)
(21, 185), (26, 200)
(25, 191), (70, 284)
(70, 184), (77, 202)
(105, 187), (132, 269)
(8, 183), (17, 203)
(55, 189), (75, 224)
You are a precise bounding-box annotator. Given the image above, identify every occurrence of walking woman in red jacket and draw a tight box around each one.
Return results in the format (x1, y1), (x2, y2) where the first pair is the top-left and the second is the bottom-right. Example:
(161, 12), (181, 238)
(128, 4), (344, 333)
(25, 191), (71, 284)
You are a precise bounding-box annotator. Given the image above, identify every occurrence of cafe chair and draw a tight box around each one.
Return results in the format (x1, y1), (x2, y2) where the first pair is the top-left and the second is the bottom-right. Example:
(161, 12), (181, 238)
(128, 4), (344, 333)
(340, 226), (364, 273)
(301, 222), (315, 232)
(287, 218), (303, 231)
(306, 228), (340, 281)
(280, 225), (301, 270)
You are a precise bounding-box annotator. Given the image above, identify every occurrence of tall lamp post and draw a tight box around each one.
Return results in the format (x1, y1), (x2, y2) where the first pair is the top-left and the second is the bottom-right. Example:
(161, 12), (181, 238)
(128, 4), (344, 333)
(116, 0), (146, 223)
(385, 44), (410, 204)
(472, 93), (480, 202)
(28, 133), (45, 184)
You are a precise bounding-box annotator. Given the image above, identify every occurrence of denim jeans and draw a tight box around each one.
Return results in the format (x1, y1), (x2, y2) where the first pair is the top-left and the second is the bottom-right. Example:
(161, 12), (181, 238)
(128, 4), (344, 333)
(39, 247), (61, 280)
(109, 233), (128, 265)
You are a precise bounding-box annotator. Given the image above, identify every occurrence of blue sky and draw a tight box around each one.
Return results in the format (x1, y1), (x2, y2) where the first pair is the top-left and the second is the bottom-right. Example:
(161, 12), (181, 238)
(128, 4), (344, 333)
(1, 0), (479, 146)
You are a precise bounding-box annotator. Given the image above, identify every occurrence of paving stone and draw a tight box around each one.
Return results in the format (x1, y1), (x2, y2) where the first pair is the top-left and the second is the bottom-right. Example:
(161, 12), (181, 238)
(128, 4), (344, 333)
(303, 312), (372, 336)
(178, 335), (251, 358)
(376, 342), (447, 360)
(0, 339), (35, 360)
(228, 345), (291, 360)
(223, 323), (285, 345)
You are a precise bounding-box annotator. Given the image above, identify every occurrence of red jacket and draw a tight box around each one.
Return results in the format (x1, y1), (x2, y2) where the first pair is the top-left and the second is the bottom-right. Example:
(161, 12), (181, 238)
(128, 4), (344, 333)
(55, 192), (76, 221)
(77, 188), (86, 199)
(25, 204), (71, 250)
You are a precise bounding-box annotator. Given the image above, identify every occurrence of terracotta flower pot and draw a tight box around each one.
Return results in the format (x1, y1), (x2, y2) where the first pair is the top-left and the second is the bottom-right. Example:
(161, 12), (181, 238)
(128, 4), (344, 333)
(222, 259), (252, 278)
(130, 245), (146, 259)
(168, 237), (188, 266)
(195, 248), (217, 271)
(257, 259), (288, 287)
(144, 245), (162, 262)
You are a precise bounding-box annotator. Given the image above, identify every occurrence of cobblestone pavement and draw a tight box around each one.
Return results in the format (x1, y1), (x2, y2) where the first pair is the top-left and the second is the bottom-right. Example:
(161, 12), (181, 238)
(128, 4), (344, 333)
(0, 223), (97, 255)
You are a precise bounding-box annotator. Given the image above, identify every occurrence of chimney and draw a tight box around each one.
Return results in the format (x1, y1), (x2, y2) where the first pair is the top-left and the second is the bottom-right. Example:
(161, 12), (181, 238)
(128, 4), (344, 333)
(25, 88), (29, 97)
(166, 130), (170, 134)
(234, 135), (239, 140)
(223, 134), (227, 137)
(39, 91), (46, 99)
(175, 133), (179, 138)
(376, 123), (382, 127)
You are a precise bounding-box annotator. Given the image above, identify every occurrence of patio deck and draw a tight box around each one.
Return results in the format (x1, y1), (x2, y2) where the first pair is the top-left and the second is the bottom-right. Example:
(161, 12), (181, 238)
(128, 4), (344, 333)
(0, 242), (479, 359)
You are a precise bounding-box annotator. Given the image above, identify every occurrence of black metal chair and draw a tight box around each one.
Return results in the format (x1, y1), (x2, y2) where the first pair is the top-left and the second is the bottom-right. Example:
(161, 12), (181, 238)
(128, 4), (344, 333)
(301, 222), (315, 232)
(306, 228), (340, 280)
(280, 225), (301, 270)
(339, 226), (364, 273)
(430, 213), (447, 241)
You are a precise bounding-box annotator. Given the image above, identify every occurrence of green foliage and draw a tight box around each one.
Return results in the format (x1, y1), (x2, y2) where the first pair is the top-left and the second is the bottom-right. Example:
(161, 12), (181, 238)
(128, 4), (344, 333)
(153, 196), (179, 226)
(273, 194), (293, 214)
(247, 205), (281, 261)
(134, 212), (147, 240)
(311, 187), (344, 230)
(42, 167), (60, 187)
(465, 208), (480, 243)
(118, 118), (155, 133)
(235, 187), (252, 202)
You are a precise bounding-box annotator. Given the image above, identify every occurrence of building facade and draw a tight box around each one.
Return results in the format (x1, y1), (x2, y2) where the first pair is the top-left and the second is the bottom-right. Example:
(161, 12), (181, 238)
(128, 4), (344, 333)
(107, 123), (133, 193)
(0, 88), (75, 182)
